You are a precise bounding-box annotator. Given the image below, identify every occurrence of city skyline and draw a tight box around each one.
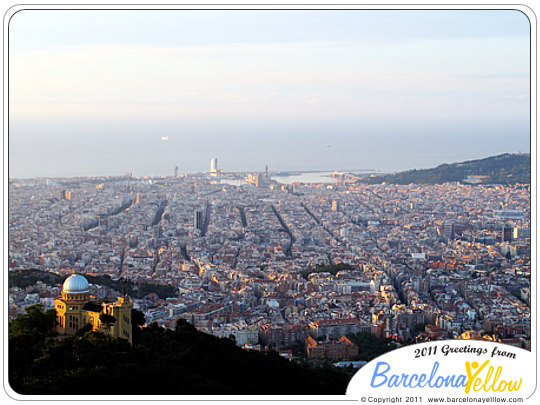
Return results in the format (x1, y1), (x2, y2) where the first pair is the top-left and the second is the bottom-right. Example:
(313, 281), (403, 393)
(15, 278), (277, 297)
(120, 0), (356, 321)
(9, 9), (531, 178)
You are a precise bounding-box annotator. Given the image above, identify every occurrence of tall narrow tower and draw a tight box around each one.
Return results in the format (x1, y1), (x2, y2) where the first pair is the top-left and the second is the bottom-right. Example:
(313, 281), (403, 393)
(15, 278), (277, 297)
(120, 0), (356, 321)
(194, 210), (204, 230)
(210, 157), (218, 173)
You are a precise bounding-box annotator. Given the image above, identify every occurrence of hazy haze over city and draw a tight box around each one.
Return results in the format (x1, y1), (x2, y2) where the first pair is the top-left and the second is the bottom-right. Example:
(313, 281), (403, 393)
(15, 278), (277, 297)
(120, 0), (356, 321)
(9, 9), (530, 178)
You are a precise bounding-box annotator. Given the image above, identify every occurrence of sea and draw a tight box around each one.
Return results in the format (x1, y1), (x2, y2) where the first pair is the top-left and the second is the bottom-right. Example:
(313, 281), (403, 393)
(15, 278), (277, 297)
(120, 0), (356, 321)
(219, 171), (375, 186)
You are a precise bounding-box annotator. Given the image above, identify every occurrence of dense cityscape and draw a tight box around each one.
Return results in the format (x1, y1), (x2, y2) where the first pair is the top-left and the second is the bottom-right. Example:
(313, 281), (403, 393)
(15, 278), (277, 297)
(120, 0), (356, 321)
(8, 158), (531, 361)
(6, 6), (532, 399)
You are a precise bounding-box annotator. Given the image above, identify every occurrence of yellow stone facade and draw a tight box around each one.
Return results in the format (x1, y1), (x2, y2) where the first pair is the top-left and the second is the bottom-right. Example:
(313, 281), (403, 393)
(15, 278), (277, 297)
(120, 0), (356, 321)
(54, 274), (133, 344)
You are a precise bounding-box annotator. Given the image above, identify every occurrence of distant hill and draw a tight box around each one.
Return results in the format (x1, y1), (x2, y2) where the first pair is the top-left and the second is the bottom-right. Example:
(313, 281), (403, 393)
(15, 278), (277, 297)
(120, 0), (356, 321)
(360, 154), (530, 185)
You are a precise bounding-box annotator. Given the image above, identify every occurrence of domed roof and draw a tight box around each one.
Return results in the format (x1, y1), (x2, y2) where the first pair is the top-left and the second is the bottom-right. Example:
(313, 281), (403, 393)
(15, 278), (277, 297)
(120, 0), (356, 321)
(62, 274), (90, 293)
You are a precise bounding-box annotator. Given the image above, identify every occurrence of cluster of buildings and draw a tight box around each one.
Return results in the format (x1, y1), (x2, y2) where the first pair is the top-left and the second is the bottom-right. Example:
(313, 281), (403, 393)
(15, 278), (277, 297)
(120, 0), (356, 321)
(8, 168), (531, 359)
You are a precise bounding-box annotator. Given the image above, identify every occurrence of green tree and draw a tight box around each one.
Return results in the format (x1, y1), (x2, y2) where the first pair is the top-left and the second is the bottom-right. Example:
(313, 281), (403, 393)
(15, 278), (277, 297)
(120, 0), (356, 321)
(99, 313), (116, 335)
(8, 305), (58, 392)
(291, 340), (306, 358)
(9, 309), (351, 395)
(131, 309), (146, 344)
(132, 309), (145, 327)
(9, 304), (57, 337)
(74, 323), (93, 337)
(347, 332), (397, 361)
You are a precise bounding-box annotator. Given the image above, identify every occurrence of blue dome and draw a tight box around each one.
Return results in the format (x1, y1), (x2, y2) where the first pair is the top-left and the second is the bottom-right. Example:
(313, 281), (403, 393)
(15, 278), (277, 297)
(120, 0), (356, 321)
(62, 274), (90, 293)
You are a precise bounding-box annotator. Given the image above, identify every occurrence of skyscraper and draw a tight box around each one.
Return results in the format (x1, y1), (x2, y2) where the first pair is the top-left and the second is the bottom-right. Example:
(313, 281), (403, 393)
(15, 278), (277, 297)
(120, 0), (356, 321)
(502, 226), (513, 242)
(194, 210), (204, 230)
(443, 222), (455, 240)
(210, 157), (218, 175)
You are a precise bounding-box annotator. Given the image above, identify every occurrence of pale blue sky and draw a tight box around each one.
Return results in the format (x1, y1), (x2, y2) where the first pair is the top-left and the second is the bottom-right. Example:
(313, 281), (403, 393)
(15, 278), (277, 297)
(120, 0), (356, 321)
(9, 10), (531, 178)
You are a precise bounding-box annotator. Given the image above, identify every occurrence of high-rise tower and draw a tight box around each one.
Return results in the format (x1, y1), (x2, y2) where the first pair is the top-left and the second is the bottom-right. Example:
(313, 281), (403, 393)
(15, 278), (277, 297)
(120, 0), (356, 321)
(210, 157), (218, 175)
(194, 210), (204, 230)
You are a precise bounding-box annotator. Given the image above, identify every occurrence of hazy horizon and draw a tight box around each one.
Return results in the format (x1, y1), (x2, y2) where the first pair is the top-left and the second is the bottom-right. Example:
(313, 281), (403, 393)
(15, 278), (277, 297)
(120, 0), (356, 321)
(9, 9), (531, 178)
(7, 150), (530, 180)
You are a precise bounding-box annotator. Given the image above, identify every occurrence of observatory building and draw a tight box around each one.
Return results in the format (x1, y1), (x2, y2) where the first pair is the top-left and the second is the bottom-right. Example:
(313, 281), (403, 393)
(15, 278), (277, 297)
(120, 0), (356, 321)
(54, 274), (133, 344)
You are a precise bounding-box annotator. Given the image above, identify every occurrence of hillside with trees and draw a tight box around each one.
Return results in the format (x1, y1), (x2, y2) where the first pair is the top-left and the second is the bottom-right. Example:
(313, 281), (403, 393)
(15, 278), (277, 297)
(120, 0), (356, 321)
(360, 153), (530, 185)
(8, 269), (177, 299)
(9, 305), (351, 395)
(301, 263), (352, 279)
